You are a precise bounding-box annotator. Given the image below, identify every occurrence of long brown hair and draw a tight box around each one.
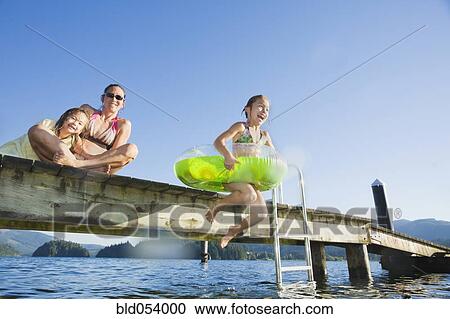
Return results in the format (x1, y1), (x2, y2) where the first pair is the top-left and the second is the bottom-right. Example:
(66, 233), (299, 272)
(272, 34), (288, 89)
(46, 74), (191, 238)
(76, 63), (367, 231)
(54, 108), (89, 136)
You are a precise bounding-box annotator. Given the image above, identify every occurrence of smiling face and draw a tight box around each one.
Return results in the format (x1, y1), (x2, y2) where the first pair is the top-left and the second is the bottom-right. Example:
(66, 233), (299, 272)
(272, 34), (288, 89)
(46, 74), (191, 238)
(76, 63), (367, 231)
(101, 85), (126, 114)
(245, 97), (270, 126)
(61, 111), (89, 135)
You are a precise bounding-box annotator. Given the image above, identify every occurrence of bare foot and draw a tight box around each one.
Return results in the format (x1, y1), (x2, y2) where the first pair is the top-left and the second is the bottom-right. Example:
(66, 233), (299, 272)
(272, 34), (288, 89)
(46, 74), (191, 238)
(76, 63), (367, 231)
(53, 151), (77, 167)
(205, 206), (218, 223)
(88, 165), (111, 173)
(74, 154), (86, 160)
(220, 225), (241, 248)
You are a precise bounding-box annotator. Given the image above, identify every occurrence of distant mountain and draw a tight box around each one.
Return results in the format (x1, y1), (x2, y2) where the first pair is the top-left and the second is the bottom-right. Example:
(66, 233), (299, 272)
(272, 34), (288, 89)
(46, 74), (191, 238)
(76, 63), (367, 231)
(0, 230), (104, 256)
(244, 243), (347, 260)
(32, 240), (90, 257)
(181, 241), (247, 260)
(0, 243), (20, 256)
(96, 240), (248, 260)
(96, 241), (136, 258)
(0, 230), (53, 255)
(393, 219), (450, 243)
(82, 244), (105, 257)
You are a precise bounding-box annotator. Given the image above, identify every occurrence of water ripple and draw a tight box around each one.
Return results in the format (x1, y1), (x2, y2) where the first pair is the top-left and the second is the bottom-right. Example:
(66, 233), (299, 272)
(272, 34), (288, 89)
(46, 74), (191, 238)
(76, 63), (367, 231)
(0, 257), (448, 298)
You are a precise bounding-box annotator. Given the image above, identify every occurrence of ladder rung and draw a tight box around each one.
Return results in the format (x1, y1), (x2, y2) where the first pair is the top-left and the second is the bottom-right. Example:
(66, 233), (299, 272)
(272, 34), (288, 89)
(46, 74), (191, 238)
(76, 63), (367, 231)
(281, 265), (312, 272)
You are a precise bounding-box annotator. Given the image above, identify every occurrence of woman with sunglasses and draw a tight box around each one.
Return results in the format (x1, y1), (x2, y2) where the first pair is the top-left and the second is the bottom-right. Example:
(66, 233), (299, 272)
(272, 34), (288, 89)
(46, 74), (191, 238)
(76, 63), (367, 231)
(28, 84), (138, 173)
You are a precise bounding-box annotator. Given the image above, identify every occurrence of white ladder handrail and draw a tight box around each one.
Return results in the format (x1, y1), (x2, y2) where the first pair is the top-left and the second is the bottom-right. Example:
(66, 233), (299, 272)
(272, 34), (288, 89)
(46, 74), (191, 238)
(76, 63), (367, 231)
(271, 188), (282, 286)
(290, 165), (314, 282)
(272, 164), (314, 288)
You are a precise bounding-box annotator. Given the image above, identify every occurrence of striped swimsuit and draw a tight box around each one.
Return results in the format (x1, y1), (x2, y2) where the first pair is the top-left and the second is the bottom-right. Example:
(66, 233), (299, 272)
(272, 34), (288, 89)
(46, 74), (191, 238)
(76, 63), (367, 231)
(86, 112), (119, 149)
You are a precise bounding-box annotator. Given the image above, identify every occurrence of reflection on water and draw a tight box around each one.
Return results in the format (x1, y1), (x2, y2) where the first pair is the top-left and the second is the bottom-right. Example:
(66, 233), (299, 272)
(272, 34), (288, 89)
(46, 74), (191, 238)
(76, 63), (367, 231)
(0, 258), (448, 299)
(278, 282), (317, 299)
(311, 268), (449, 299)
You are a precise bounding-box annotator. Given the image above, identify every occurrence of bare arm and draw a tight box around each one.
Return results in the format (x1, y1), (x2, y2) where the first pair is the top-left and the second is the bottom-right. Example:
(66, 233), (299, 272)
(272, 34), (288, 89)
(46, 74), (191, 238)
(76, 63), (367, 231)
(54, 143), (137, 171)
(214, 122), (245, 170)
(110, 119), (132, 149)
(263, 131), (275, 148)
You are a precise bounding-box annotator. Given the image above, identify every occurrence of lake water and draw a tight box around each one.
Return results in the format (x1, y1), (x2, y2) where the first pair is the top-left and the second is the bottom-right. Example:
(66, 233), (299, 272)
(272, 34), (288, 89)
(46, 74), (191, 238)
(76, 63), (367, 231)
(0, 257), (448, 298)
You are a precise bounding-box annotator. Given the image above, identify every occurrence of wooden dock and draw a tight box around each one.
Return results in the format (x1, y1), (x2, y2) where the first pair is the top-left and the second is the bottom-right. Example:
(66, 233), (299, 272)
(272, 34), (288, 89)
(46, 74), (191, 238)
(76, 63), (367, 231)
(0, 154), (449, 281)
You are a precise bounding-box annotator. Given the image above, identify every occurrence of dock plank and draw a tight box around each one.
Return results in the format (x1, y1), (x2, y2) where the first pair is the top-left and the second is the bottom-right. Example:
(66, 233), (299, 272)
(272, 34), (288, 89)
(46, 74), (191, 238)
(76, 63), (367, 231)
(128, 177), (154, 190)
(58, 166), (87, 179)
(107, 175), (132, 187)
(1, 155), (34, 171)
(31, 160), (62, 176)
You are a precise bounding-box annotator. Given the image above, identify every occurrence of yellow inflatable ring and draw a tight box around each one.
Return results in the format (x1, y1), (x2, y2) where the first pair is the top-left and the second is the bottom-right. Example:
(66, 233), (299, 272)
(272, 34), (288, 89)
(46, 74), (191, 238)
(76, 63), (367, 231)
(174, 144), (287, 192)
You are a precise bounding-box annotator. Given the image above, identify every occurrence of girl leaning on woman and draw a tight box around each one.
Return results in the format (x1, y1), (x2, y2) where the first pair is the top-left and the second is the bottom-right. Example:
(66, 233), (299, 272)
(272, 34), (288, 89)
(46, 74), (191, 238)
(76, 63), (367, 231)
(0, 84), (138, 173)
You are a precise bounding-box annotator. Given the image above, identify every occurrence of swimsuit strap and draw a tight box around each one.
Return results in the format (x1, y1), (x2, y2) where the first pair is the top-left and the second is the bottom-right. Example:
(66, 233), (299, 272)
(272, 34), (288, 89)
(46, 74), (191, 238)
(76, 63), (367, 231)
(234, 121), (267, 145)
(111, 117), (119, 132)
(87, 112), (118, 148)
(244, 121), (265, 144)
(258, 131), (268, 146)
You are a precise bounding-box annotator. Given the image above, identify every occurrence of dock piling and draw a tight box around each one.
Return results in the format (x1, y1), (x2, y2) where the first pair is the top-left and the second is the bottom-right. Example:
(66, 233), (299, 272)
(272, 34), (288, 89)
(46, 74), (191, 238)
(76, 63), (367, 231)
(311, 241), (327, 281)
(345, 244), (372, 281)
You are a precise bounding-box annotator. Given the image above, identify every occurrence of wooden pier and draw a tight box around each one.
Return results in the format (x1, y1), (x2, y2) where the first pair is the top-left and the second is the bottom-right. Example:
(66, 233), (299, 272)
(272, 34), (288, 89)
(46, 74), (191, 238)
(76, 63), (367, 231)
(0, 154), (449, 282)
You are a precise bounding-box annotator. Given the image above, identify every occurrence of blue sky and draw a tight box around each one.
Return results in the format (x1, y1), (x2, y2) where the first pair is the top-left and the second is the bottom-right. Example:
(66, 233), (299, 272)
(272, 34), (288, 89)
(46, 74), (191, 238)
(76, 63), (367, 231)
(1, 1), (449, 244)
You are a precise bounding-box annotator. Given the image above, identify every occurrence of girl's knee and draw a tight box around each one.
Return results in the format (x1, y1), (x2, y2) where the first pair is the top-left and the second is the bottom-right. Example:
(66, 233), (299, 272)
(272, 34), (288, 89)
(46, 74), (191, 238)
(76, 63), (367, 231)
(254, 191), (268, 217)
(28, 125), (39, 140)
(242, 186), (258, 203)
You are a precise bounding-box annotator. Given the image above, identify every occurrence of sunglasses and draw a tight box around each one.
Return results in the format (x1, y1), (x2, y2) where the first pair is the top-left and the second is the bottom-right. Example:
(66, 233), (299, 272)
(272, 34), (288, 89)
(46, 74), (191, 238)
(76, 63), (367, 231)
(104, 92), (125, 101)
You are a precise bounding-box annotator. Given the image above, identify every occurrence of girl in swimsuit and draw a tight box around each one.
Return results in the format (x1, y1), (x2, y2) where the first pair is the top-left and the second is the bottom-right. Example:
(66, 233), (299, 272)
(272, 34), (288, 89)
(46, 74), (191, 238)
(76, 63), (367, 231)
(28, 84), (138, 173)
(0, 108), (89, 162)
(206, 95), (274, 248)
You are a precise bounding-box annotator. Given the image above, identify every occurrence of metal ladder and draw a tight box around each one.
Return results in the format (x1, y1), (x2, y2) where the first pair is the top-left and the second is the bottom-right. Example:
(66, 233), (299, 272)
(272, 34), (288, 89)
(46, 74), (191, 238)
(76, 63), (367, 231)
(272, 165), (314, 289)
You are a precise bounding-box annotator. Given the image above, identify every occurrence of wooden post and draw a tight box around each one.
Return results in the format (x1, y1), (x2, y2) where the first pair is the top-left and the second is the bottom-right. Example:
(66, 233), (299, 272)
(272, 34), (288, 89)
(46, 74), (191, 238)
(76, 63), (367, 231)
(200, 241), (209, 263)
(345, 244), (372, 281)
(311, 241), (327, 281)
(371, 179), (394, 230)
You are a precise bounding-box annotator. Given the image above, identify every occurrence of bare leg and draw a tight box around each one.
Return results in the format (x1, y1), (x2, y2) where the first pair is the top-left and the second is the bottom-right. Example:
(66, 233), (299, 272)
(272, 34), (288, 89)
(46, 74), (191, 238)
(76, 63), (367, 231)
(205, 183), (257, 223)
(220, 189), (268, 248)
(53, 143), (138, 171)
(74, 139), (137, 172)
(28, 125), (74, 162)
(79, 139), (108, 157)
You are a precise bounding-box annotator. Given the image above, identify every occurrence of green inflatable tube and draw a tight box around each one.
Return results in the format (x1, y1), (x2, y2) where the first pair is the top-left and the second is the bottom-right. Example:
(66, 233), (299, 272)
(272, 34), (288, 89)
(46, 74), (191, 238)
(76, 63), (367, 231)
(174, 145), (287, 192)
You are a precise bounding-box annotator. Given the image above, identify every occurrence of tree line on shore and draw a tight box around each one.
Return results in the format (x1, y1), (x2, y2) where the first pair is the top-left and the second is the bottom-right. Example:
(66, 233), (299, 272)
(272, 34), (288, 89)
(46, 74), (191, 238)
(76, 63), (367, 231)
(27, 239), (350, 260)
